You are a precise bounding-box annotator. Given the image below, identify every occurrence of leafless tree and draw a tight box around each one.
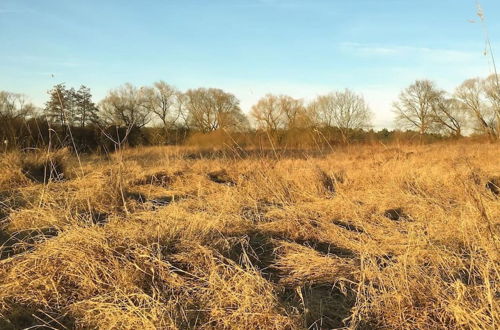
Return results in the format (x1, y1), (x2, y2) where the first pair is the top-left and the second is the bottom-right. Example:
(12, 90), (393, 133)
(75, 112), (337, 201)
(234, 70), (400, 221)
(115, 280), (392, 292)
(174, 91), (189, 127)
(309, 94), (336, 127)
(278, 95), (307, 129)
(312, 89), (372, 142)
(430, 96), (466, 137)
(250, 94), (284, 133)
(0, 91), (35, 119)
(185, 88), (248, 132)
(250, 94), (307, 132)
(0, 91), (36, 147)
(100, 83), (151, 128)
(415, 85), (468, 138)
(393, 80), (439, 135)
(145, 81), (183, 127)
(143, 81), (185, 132)
(482, 74), (500, 137)
(455, 78), (498, 139)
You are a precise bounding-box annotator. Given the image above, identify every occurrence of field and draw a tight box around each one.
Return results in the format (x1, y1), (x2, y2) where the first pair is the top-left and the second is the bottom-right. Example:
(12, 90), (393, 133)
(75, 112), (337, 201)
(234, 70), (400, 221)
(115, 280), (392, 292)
(0, 143), (499, 329)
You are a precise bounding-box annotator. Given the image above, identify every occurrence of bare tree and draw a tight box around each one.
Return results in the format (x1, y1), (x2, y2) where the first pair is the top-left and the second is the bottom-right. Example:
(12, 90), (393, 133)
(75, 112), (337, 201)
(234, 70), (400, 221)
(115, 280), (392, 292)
(482, 74), (500, 137)
(250, 94), (307, 132)
(393, 80), (439, 135)
(309, 94), (336, 127)
(185, 88), (248, 132)
(278, 95), (307, 129)
(174, 91), (189, 127)
(417, 86), (467, 138)
(0, 91), (36, 147)
(312, 89), (372, 142)
(100, 83), (151, 128)
(0, 91), (34, 119)
(430, 96), (466, 137)
(455, 78), (498, 139)
(143, 81), (185, 132)
(250, 94), (284, 133)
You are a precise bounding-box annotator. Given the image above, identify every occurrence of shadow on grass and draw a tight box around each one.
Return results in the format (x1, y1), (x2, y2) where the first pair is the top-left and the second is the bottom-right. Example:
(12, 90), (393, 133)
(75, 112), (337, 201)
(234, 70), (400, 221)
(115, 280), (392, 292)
(0, 228), (59, 260)
(0, 303), (76, 330)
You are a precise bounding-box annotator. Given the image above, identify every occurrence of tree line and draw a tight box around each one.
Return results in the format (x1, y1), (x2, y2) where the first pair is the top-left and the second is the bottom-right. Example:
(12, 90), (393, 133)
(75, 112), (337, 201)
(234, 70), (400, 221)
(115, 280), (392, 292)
(1, 74), (499, 152)
(394, 75), (500, 139)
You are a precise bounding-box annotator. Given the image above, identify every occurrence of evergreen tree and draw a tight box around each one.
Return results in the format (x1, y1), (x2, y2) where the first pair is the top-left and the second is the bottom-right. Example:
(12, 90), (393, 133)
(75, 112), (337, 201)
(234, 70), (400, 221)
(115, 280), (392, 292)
(74, 85), (99, 127)
(44, 84), (99, 128)
(44, 83), (72, 126)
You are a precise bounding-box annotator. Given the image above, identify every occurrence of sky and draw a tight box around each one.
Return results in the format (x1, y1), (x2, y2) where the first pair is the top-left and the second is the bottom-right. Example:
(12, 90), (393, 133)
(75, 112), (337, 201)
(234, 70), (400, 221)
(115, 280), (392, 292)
(1, 0), (499, 129)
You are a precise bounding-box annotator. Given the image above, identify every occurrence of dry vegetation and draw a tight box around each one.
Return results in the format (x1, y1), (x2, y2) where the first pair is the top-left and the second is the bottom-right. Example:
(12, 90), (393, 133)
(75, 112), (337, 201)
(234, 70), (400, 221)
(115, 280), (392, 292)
(0, 143), (499, 329)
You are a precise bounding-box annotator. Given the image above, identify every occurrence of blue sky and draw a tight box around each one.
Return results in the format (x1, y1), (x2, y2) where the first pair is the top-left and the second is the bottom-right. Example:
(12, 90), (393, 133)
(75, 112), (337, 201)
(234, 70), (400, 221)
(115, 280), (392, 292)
(1, 0), (499, 128)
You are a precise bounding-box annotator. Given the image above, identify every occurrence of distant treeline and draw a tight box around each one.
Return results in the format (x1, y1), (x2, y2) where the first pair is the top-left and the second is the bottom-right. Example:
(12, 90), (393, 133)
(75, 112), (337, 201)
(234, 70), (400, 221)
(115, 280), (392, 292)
(1, 75), (498, 152)
(0, 116), (450, 153)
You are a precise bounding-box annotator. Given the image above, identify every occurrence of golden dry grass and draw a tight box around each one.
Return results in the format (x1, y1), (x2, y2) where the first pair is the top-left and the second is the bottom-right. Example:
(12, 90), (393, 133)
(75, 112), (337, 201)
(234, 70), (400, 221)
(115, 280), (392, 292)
(0, 143), (499, 329)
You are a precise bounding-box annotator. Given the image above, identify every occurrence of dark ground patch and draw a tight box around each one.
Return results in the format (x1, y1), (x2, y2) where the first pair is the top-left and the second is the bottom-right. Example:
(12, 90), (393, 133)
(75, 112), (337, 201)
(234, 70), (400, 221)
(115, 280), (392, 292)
(0, 229), (10, 253)
(317, 169), (346, 196)
(280, 284), (357, 330)
(0, 190), (27, 221)
(454, 267), (485, 286)
(486, 177), (500, 196)
(0, 205), (8, 222)
(225, 231), (279, 282)
(150, 195), (186, 208)
(383, 208), (413, 222)
(0, 304), (76, 330)
(318, 170), (336, 195)
(21, 158), (66, 184)
(0, 228), (59, 260)
(207, 169), (236, 186)
(332, 219), (365, 233)
(125, 191), (148, 203)
(375, 253), (397, 270)
(294, 238), (356, 258)
(77, 210), (109, 226)
(133, 171), (174, 187)
(125, 191), (186, 209)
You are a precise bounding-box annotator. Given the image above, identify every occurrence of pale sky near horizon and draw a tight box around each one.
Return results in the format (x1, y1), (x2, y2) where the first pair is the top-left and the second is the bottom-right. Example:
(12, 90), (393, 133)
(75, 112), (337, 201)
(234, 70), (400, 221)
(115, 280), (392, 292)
(1, 0), (499, 129)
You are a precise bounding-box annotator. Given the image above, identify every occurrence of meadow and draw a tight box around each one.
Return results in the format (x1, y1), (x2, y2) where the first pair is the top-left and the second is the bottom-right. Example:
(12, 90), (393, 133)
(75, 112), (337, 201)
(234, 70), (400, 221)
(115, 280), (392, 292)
(0, 143), (498, 329)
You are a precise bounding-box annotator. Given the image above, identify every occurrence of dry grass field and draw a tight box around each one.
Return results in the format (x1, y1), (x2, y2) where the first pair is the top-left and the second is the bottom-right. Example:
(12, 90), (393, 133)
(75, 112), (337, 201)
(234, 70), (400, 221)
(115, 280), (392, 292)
(0, 143), (499, 329)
